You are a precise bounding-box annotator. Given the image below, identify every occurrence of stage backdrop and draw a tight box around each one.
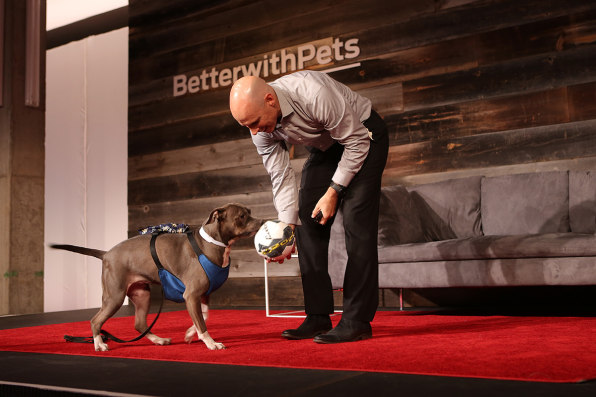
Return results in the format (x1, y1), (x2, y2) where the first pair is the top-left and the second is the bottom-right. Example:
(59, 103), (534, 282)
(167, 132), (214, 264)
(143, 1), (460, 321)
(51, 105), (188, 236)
(128, 0), (596, 306)
(44, 27), (128, 312)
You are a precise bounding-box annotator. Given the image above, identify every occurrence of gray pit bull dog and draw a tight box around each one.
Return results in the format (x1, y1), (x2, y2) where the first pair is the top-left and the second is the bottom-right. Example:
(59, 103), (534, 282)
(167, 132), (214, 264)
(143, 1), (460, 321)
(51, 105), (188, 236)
(50, 203), (264, 352)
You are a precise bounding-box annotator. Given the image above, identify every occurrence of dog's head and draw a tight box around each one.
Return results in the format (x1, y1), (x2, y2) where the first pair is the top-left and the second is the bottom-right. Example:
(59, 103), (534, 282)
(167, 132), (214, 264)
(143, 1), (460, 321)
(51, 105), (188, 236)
(204, 203), (264, 245)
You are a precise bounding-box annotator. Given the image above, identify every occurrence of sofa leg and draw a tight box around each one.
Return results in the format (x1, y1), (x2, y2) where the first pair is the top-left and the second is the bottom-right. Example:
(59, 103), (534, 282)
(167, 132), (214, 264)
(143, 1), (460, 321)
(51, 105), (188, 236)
(400, 288), (403, 311)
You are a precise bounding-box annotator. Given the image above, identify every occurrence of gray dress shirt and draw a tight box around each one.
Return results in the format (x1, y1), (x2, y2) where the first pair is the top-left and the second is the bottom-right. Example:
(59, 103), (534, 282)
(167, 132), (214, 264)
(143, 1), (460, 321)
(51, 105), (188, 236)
(251, 70), (372, 225)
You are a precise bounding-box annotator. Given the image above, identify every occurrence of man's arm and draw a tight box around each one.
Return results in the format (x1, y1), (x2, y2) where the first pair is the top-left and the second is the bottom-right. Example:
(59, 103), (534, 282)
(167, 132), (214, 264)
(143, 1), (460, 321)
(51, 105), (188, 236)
(251, 133), (299, 226)
(309, 84), (371, 224)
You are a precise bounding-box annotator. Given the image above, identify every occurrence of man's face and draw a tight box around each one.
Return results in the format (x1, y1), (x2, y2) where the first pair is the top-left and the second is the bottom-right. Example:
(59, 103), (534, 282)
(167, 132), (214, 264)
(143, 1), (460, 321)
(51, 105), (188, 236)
(236, 94), (279, 135)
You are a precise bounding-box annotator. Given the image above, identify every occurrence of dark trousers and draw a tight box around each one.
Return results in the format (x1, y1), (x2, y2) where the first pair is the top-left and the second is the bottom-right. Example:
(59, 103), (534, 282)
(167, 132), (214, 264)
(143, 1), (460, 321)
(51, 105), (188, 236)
(295, 110), (389, 322)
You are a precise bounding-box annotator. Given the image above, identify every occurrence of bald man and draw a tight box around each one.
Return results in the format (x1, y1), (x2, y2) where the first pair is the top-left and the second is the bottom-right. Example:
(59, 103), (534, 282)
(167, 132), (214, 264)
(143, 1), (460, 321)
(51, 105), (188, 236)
(230, 71), (388, 343)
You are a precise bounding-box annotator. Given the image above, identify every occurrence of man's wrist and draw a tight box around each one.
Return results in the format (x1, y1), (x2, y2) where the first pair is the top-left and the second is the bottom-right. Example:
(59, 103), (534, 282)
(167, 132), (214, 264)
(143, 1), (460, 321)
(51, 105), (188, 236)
(330, 181), (347, 198)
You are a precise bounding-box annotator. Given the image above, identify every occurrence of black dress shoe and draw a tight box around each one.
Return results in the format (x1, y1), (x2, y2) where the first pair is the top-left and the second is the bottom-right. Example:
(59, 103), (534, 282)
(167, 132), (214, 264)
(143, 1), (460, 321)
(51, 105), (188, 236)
(281, 314), (332, 340)
(313, 318), (372, 344)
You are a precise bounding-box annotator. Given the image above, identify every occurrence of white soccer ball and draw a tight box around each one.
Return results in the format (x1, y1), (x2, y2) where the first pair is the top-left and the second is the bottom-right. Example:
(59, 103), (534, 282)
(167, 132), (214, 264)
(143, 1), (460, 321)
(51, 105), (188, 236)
(254, 220), (295, 260)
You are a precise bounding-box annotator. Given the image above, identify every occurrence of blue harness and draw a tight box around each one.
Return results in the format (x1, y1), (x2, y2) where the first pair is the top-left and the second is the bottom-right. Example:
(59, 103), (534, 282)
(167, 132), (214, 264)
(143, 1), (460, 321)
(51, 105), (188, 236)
(141, 224), (230, 302)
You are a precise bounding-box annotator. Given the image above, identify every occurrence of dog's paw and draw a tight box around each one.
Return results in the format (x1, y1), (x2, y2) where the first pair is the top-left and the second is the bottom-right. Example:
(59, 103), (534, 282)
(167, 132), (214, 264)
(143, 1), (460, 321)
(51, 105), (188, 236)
(205, 341), (225, 350)
(198, 331), (225, 350)
(184, 325), (197, 343)
(95, 345), (109, 352)
(94, 336), (109, 352)
(148, 335), (171, 346)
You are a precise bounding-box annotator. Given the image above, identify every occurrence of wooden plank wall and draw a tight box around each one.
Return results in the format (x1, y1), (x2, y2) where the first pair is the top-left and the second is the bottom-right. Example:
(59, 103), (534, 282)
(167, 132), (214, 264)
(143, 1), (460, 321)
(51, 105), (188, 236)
(128, 0), (596, 307)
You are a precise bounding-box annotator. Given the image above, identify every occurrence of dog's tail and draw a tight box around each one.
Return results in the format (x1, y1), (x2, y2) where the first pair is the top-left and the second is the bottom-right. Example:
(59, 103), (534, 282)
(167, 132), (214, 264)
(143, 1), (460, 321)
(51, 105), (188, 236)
(50, 244), (106, 260)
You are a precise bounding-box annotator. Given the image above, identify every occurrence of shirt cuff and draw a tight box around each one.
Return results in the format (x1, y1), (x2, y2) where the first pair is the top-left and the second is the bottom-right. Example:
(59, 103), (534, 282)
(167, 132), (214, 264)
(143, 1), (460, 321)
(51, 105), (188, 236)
(332, 168), (355, 188)
(278, 209), (301, 226)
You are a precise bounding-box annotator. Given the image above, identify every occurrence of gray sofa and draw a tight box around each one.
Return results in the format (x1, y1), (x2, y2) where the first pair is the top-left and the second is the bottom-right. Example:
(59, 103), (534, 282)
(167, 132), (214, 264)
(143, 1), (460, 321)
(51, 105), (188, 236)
(328, 170), (596, 289)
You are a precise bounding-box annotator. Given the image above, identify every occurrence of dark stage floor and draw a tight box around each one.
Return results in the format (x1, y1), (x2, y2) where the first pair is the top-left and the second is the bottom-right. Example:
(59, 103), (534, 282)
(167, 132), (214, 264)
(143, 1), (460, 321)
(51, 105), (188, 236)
(1, 306), (595, 397)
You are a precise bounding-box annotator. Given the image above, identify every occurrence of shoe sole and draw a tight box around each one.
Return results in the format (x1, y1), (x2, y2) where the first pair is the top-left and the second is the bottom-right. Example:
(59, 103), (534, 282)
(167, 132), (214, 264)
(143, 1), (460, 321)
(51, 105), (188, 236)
(313, 332), (372, 344)
(281, 329), (332, 340)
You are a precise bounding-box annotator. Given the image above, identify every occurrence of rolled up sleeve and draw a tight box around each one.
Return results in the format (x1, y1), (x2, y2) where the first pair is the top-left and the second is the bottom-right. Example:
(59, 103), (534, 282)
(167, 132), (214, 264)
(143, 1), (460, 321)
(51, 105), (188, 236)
(312, 86), (370, 187)
(252, 133), (300, 225)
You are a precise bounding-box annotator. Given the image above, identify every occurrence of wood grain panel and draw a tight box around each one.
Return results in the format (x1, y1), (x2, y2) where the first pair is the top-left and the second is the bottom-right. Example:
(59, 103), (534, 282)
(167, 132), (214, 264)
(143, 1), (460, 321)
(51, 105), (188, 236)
(387, 87), (570, 145)
(128, 158), (306, 205)
(129, 11), (596, 128)
(385, 119), (596, 178)
(221, 0), (595, 64)
(129, 83), (230, 131)
(128, 41), (467, 110)
(128, 113), (246, 157)
(568, 81), (596, 121)
(129, 0), (337, 59)
(129, 86), (400, 181)
(130, 8), (596, 108)
(228, 251), (299, 278)
(129, 0), (444, 84)
(403, 45), (596, 111)
(477, 9), (596, 65)
(128, 191), (276, 232)
(129, 0), (481, 56)
(129, 73), (403, 132)
(128, 0), (245, 29)
(209, 276), (306, 307)
(129, 138), (264, 181)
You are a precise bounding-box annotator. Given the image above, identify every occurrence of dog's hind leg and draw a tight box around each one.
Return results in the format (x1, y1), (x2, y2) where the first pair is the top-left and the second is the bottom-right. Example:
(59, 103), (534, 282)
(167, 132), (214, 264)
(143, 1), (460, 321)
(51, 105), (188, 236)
(90, 259), (131, 351)
(91, 290), (127, 352)
(128, 283), (171, 346)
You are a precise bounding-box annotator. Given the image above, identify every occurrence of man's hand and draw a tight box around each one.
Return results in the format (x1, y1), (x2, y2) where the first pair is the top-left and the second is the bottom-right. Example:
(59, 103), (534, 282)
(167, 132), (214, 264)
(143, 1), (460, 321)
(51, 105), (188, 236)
(266, 225), (296, 264)
(311, 187), (339, 225)
(266, 241), (296, 264)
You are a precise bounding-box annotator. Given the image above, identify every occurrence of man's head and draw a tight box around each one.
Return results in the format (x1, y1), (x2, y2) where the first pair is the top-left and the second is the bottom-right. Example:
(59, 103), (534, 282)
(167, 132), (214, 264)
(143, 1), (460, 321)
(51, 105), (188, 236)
(229, 76), (280, 135)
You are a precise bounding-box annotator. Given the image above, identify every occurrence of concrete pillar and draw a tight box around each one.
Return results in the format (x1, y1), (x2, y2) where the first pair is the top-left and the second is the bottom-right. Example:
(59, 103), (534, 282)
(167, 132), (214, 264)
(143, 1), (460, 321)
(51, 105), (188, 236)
(0, 0), (46, 314)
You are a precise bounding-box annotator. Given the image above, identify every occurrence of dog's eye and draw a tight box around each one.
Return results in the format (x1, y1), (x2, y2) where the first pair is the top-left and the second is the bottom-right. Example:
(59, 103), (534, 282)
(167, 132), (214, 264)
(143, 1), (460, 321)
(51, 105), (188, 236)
(236, 213), (246, 225)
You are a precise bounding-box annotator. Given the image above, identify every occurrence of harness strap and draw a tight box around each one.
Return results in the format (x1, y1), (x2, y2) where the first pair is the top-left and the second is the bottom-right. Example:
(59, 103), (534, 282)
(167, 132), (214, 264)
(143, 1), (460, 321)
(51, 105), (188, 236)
(150, 232), (164, 270)
(186, 231), (204, 261)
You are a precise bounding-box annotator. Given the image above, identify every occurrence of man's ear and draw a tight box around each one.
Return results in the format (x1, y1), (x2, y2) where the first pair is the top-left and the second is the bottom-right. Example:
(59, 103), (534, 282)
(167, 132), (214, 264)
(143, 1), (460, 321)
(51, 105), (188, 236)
(265, 92), (276, 107)
(206, 207), (226, 224)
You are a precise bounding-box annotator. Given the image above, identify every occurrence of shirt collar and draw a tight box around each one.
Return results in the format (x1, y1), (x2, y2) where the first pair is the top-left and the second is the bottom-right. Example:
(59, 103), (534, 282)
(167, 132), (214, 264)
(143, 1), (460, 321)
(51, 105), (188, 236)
(272, 86), (293, 122)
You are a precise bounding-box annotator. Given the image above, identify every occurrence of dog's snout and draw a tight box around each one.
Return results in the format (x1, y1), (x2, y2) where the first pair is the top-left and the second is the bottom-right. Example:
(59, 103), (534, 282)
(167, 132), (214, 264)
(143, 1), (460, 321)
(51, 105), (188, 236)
(247, 216), (265, 231)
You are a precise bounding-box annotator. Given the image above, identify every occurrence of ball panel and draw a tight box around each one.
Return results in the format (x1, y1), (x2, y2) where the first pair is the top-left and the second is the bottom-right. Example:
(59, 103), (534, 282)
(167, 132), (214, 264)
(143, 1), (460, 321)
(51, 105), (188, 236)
(254, 220), (295, 260)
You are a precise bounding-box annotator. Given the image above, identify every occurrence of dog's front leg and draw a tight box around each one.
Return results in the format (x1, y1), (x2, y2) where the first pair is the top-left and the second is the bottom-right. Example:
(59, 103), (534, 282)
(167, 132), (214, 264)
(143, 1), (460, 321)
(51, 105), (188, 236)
(184, 291), (225, 350)
(184, 295), (209, 341)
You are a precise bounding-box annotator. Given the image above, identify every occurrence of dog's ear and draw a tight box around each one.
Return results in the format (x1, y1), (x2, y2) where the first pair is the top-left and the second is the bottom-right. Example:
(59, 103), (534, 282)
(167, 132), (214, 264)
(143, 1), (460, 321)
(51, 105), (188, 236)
(206, 207), (226, 224)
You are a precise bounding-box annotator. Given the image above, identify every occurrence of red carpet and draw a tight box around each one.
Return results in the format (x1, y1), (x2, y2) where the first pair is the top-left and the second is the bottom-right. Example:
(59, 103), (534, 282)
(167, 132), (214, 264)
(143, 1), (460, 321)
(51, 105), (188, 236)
(1, 309), (595, 383)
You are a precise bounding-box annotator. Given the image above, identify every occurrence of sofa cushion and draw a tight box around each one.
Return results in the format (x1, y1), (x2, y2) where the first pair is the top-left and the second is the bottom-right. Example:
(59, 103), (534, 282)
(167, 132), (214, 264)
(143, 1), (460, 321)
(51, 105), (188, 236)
(378, 185), (425, 246)
(569, 170), (596, 233)
(378, 256), (596, 288)
(481, 171), (569, 236)
(377, 233), (596, 263)
(407, 176), (482, 240)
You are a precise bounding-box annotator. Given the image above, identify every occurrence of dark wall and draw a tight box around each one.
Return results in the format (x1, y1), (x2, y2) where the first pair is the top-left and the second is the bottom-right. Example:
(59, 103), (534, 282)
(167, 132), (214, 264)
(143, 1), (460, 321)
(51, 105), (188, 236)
(128, 0), (596, 301)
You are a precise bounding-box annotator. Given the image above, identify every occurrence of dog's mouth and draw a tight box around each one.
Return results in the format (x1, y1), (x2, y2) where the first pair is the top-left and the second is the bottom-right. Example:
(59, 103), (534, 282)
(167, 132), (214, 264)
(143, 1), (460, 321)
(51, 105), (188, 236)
(239, 230), (258, 238)
(226, 230), (257, 247)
